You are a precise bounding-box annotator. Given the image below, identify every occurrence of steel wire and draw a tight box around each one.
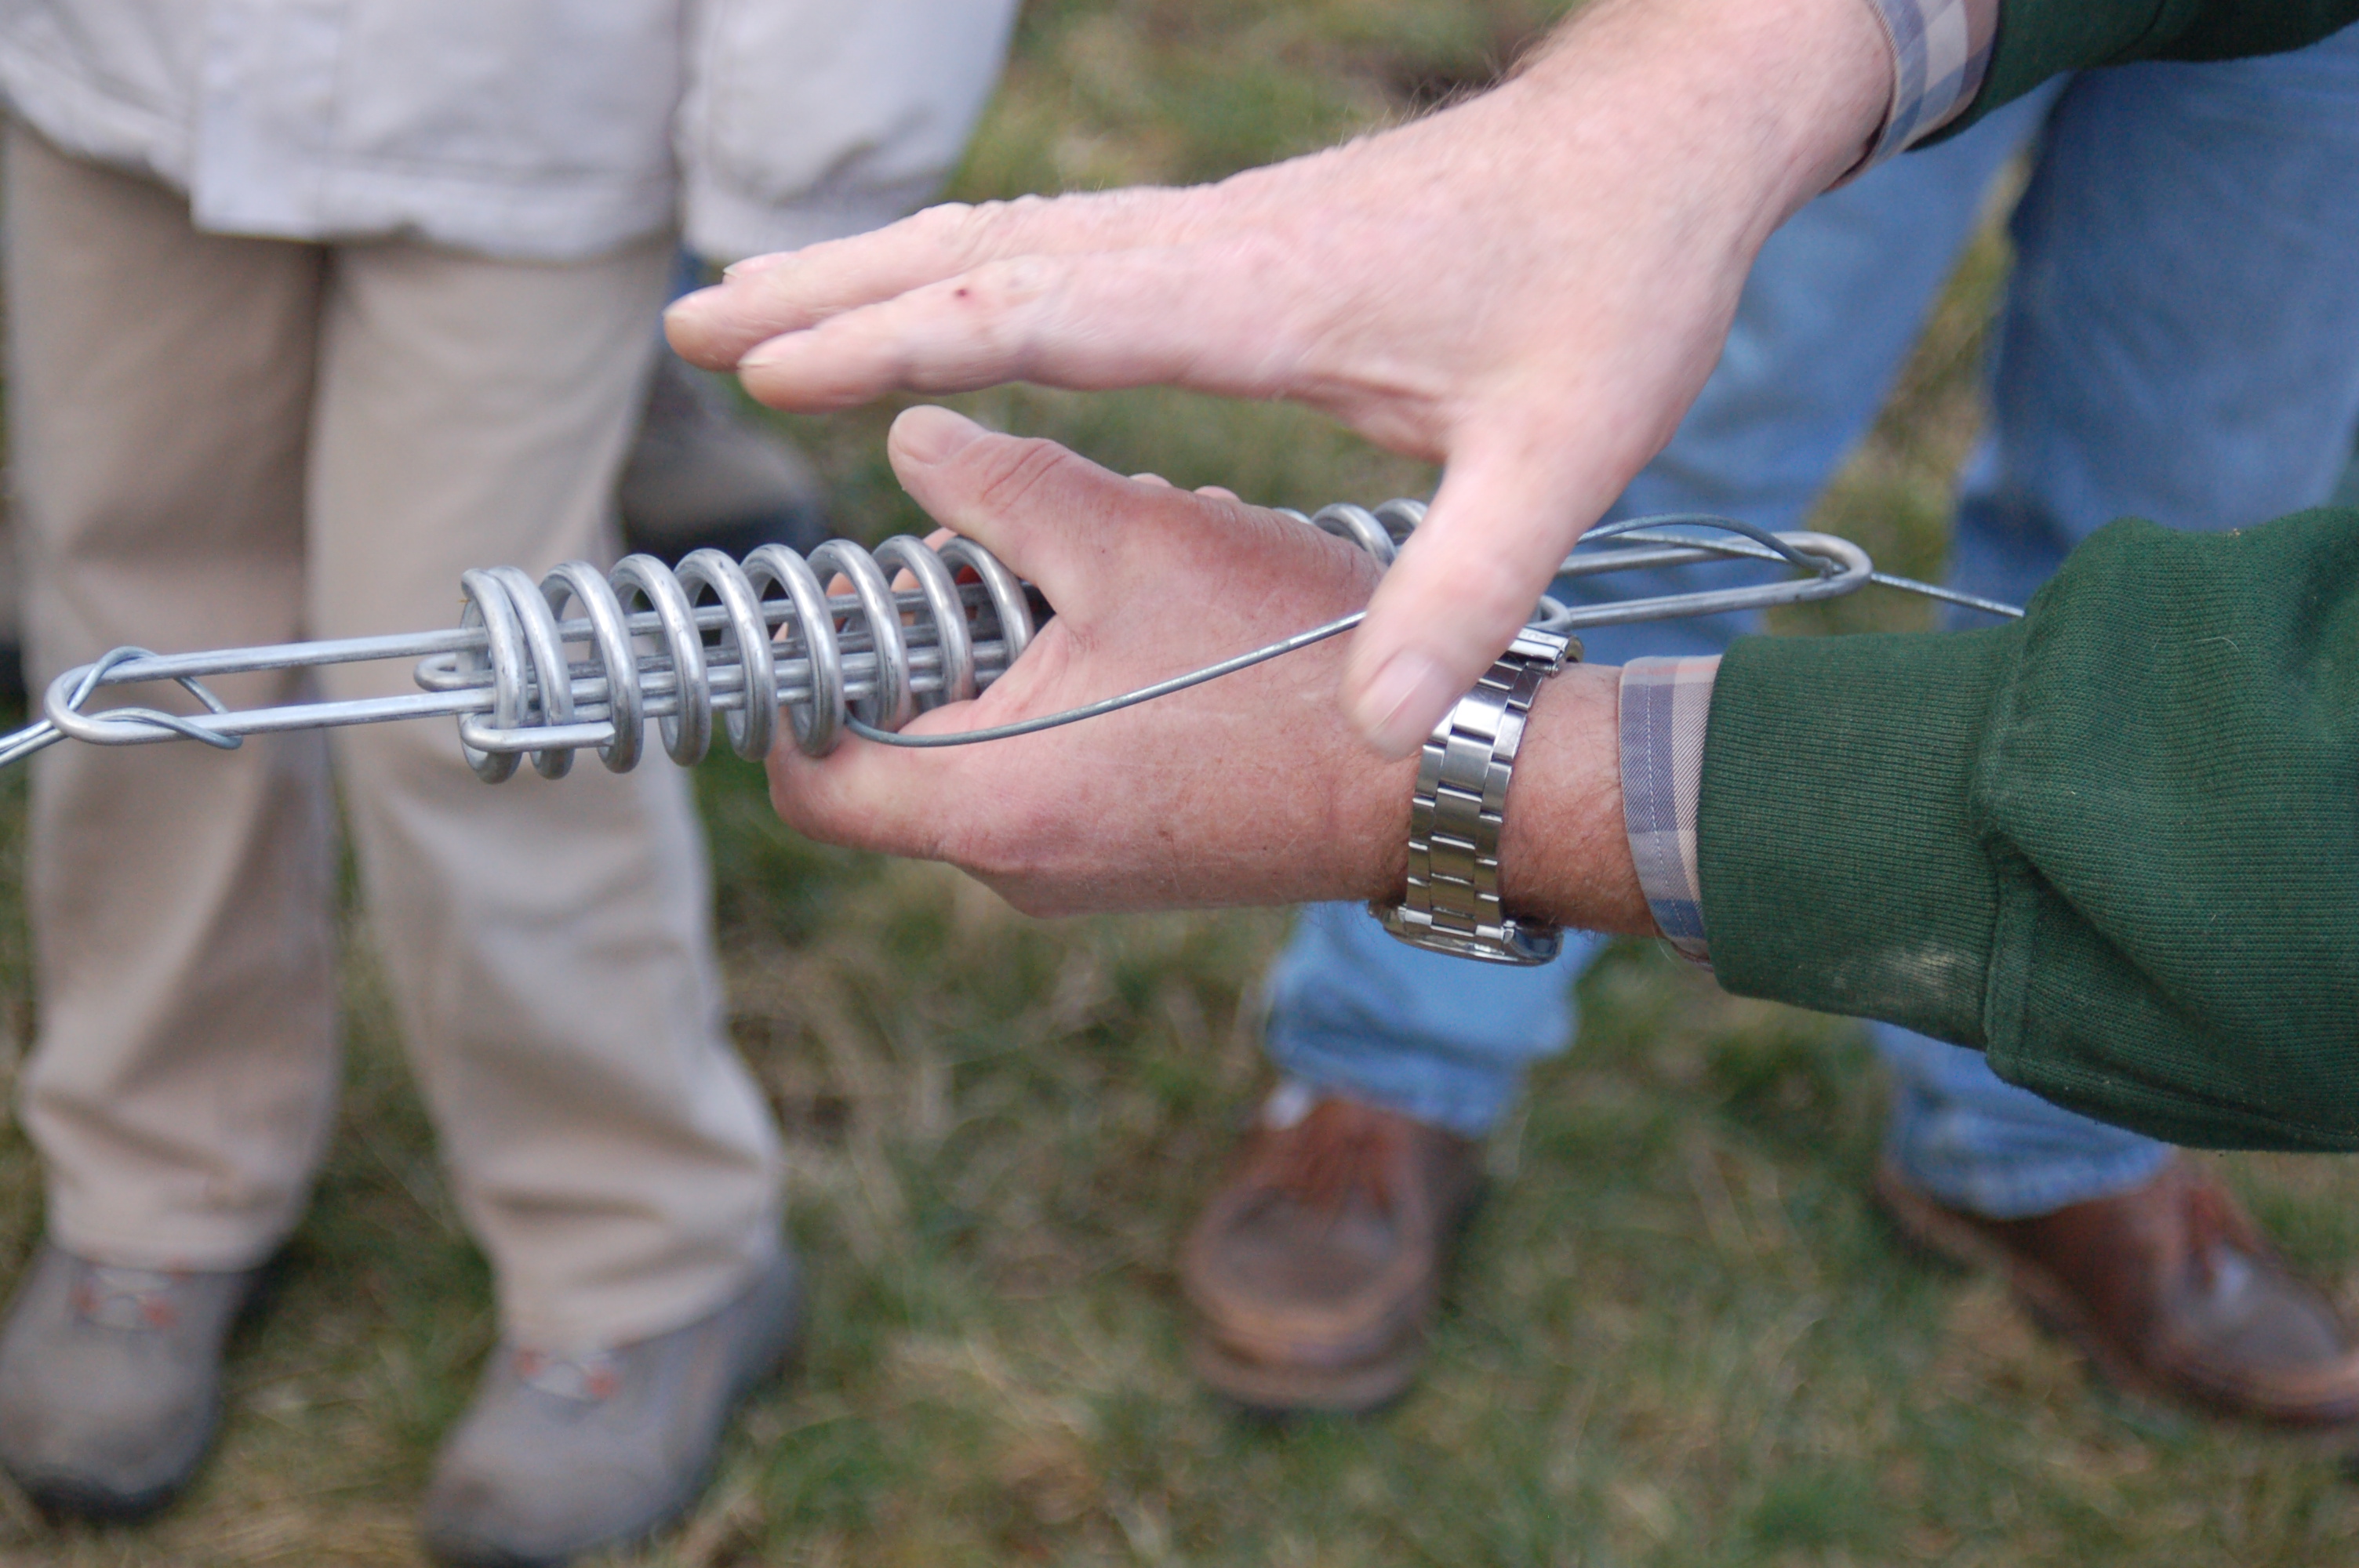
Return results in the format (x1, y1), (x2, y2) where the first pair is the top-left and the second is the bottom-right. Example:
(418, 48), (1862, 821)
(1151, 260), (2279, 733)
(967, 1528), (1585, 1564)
(1, 508), (2021, 772)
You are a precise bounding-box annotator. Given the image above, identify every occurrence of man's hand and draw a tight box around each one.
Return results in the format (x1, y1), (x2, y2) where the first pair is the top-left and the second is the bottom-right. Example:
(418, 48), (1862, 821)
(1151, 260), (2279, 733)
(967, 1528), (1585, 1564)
(767, 407), (1652, 935)
(670, 0), (1889, 757)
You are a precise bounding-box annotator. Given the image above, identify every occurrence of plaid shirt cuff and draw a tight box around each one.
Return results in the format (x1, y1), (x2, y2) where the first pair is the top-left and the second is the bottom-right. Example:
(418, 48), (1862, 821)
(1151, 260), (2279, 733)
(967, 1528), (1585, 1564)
(1619, 657), (1719, 964)
(1853, 0), (1997, 168)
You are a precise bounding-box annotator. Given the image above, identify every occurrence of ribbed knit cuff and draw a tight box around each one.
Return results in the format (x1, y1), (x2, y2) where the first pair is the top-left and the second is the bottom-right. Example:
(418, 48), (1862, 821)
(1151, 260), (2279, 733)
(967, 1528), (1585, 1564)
(1696, 626), (2017, 1044)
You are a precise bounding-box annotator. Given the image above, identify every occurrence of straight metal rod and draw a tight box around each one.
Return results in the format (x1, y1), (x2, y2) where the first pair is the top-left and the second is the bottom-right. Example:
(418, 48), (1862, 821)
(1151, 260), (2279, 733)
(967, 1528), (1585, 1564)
(49, 641), (1019, 746)
(60, 583), (994, 691)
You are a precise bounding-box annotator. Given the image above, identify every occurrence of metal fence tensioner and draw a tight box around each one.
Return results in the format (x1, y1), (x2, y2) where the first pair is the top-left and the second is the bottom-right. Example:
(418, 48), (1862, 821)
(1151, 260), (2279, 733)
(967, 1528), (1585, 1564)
(0, 503), (2022, 776)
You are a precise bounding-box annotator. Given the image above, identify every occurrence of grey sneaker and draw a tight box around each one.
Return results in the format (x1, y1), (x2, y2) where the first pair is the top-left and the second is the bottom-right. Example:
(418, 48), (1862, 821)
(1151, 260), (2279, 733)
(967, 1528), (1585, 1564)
(617, 352), (830, 564)
(0, 1242), (259, 1519)
(420, 1249), (802, 1567)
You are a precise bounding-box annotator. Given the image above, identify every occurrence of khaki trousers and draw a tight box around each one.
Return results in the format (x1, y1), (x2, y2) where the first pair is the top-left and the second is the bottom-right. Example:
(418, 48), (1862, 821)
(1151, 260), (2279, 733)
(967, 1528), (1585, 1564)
(2, 125), (782, 1350)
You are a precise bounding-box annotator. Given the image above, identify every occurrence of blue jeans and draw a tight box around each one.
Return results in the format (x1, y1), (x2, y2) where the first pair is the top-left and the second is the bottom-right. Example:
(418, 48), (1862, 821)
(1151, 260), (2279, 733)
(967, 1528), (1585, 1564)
(1267, 27), (2359, 1216)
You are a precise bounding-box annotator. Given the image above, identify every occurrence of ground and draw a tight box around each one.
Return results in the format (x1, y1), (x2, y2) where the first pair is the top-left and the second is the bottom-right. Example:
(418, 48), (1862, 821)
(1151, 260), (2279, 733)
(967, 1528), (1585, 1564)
(1, 2), (2356, 1564)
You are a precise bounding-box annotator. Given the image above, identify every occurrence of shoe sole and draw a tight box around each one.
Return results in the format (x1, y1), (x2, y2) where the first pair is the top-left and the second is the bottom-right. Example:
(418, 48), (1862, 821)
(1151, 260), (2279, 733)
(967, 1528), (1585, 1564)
(1183, 1174), (1487, 1421)
(1873, 1162), (2359, 1436)
(0, 1255), (282, 1525)
(15, 1422), (212, 1526)
(1186, 1329), (1421, 1420)
(6, 1383), (220, 1523)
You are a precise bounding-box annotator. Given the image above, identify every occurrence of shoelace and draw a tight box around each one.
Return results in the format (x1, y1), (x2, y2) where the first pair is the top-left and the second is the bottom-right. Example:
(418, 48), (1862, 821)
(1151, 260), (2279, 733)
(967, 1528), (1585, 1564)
(71, 1265), (182, 1331)
(512, 1345), (623, 1403)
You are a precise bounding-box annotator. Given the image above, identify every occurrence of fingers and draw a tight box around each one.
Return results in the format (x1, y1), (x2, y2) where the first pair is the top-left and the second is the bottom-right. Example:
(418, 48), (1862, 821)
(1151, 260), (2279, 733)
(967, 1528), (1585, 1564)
(1342, 420), (1625, 757)
(665, 187), (1210, 372)
(730, 238), (1309, 412)
(667, 205), (993, 370)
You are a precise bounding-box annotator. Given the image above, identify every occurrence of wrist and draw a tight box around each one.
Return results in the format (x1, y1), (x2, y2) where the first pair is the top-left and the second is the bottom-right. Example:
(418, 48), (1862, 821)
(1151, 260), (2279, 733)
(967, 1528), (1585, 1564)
(1497, 662), (1653, 935)
(1354, 659), (1649, 938)
(1521, 0), (1892, 229)
(1361, 629), (1579, 963)
(1349, 741), (1420, 906)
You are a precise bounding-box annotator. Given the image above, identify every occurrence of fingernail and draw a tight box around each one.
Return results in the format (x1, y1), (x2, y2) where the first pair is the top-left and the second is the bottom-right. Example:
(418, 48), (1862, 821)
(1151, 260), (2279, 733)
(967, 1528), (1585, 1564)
(893, 405), (986, 466)
(1351, 649), (1458, 760)
(722, 252), (788, 280)
(735, 328), (798, 373)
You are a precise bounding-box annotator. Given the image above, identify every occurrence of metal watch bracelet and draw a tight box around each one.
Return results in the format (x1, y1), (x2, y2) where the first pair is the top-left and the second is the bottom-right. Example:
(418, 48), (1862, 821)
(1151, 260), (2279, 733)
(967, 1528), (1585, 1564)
(1372, 628), (1576, 965)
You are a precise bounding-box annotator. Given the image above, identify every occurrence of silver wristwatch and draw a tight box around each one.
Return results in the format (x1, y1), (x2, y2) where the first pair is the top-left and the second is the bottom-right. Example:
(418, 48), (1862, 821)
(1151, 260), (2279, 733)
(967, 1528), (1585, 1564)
(1372, 628), (1576, 965)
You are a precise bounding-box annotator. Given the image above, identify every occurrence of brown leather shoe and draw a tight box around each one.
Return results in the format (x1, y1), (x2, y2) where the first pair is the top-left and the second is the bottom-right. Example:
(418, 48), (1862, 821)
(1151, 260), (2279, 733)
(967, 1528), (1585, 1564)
(1181, 1088), (1480, 1415)
(1876, 1156), (2359, 1427)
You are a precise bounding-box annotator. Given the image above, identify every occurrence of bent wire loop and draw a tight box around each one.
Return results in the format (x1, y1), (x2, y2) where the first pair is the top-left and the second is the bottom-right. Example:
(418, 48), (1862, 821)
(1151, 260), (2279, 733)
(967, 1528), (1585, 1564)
(0, 507), (2021, 776)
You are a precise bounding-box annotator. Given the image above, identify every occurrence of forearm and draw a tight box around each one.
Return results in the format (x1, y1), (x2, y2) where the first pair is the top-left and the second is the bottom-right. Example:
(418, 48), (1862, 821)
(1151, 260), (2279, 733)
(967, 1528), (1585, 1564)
(769, 421), (2358, 1160)
(1504, 0), (1892, 243)
(761, 423), (2359, 1158)
(1490, 510), (2359, 1154)
(1693, 510), (2359, 1151)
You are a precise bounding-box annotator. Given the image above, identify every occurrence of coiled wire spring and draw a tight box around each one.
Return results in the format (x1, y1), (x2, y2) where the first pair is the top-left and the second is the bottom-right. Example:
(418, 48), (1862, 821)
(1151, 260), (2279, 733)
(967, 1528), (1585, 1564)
(0, 505), (2017, 776)
(431, 537), (1036, 781)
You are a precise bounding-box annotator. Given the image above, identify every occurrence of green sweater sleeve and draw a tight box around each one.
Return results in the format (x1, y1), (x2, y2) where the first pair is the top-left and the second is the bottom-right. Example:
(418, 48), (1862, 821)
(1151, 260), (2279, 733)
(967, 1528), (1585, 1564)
(1696, 510), (2359, 1152)
(1946, 0), (2359, 141)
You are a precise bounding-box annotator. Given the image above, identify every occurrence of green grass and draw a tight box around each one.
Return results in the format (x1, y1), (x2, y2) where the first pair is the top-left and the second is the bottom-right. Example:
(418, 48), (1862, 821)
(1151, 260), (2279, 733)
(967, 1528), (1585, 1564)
(5, 3), (2359, 1564)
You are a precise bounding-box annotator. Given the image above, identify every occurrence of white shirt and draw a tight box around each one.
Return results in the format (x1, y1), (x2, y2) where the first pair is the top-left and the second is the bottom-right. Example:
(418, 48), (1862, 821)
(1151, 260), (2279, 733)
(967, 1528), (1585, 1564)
(0, 0), (1020, 262)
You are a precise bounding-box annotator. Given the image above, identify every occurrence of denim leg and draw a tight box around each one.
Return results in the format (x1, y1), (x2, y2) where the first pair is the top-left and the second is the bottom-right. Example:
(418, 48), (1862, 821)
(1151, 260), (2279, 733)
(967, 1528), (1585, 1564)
(1263, 909), (1600, 1138)
(1950, 28), (2359, 612)
(1558, 86), (2057, 652)
(1878, 24), (2359, 1216)
(2335, 445), (2359, 510)
(1262, 98), (2052, 1134)
(1878, 1033), (2171, 1218)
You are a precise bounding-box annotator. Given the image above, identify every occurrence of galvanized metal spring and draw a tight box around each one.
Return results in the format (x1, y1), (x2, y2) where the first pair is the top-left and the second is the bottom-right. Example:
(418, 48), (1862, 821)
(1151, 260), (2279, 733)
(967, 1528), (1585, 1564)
(425, 537), (1034, 781)
(0, 505), (2016, 775)
(6, 535), (1034, 775)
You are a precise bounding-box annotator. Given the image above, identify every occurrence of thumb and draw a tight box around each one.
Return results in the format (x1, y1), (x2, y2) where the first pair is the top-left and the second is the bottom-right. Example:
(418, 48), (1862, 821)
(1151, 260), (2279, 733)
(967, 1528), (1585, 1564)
(886, 406), (1161, 622)
(1341, 425), (1618, 758)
